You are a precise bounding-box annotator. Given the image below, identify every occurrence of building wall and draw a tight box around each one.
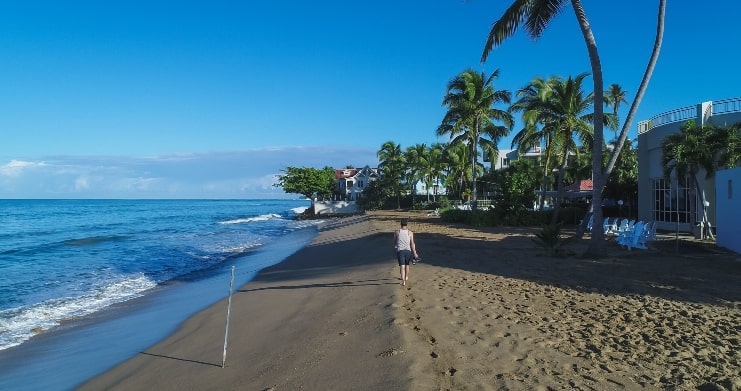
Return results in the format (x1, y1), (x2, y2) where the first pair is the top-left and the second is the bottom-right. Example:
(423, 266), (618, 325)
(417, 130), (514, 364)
(314, 201), (361, 215)
(637, 98), (741, 233)
(715, 167), (741, 254)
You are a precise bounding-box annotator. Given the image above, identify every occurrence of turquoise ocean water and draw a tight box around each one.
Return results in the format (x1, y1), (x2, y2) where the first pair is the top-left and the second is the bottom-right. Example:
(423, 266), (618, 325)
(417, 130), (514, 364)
(0, 199), (317, 390)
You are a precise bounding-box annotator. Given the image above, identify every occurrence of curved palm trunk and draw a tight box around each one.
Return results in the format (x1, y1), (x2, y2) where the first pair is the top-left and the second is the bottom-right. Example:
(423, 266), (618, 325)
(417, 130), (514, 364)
(576, 0), (665, 240)
(569, 0), (607, 254)
(605, 0), (665, 176)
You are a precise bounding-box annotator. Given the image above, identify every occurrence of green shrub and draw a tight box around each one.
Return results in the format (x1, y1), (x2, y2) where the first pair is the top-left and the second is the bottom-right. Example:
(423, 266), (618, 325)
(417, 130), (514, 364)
(440, 209), (469, 223)
(532, 224), (572, 257)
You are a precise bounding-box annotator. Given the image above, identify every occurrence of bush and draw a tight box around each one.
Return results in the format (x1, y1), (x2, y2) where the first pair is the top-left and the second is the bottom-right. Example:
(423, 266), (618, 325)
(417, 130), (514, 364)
(440, 209), (469, 223)
(532, 224), (573, 257)
(555, 206), (588, 225)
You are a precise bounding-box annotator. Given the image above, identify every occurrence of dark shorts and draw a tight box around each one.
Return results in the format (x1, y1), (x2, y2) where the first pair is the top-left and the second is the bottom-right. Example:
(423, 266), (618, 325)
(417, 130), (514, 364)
(397, 249), (413, 266)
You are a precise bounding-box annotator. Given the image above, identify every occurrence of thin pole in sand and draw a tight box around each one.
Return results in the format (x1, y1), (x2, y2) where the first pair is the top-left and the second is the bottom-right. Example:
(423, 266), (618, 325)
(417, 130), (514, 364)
(222, 265), (236, 368)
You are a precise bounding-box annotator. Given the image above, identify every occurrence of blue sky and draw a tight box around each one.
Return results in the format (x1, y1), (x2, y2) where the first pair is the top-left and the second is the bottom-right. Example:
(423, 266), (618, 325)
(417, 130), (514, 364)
(2, 1), (740, 198)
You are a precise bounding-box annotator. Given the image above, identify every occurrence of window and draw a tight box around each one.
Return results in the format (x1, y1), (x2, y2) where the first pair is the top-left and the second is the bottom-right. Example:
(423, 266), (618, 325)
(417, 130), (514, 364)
(652, 177), (692, 223)
(729, 179), (733, 199)
(347, 180), (354, 189)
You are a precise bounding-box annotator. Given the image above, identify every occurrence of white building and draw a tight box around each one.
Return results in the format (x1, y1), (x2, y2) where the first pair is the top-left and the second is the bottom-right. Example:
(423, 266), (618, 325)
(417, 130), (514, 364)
(335, 165), (379, 201)
(637, 97), (741, 234)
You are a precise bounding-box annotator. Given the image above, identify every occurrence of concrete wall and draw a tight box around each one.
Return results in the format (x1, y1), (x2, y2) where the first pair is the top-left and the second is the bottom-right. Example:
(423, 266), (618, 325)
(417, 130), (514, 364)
(313, 200), (361, 215)
(715, 167), (741, 254)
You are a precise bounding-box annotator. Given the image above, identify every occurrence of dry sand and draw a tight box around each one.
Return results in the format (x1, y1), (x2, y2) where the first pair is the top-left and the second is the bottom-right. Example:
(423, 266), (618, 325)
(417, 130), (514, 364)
(80, 211), (741, 391)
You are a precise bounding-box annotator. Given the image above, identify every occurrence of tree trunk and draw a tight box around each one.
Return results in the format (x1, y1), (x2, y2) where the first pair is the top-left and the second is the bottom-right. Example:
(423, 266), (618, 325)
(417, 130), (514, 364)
(604, 0), (665, 176)
(550, 151), (569, 226)
(570, 0), (606, 255)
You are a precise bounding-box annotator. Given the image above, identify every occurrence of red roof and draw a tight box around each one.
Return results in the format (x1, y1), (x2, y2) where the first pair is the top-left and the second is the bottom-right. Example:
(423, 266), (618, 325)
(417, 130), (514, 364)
(564, 179), (593, 192)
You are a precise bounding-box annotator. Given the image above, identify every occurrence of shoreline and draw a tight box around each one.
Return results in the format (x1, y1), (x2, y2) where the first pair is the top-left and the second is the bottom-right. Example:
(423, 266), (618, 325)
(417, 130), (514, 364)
(79, 213), (413, 390)
(81, 211), (741, 390)
(0, 226), (317, 391)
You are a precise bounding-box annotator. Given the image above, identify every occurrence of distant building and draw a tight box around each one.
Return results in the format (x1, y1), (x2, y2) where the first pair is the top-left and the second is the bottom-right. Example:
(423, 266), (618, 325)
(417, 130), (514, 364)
(335, 165), (379, 201)
(494, 146), (547, 171)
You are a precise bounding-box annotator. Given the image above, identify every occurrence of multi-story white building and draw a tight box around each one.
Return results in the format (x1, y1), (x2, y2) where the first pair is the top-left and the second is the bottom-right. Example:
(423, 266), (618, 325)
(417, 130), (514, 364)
(335, 165), (379, 201)
(637, 97), (741, 235)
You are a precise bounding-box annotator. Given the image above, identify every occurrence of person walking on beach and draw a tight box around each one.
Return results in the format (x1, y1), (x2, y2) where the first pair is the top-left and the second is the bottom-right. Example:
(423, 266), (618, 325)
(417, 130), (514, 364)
(394, 219), (419, 286)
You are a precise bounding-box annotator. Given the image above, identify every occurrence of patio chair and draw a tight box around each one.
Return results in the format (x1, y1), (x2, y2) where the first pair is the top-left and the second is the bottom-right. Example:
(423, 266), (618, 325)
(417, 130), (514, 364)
(616, 221), (648, 251)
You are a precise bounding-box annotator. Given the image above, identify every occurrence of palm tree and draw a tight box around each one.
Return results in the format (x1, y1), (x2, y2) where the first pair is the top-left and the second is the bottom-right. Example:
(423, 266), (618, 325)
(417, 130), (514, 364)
(438, 68), (513, 209)
(426, 143), (446, 202)
(405, 143), (430, 203)
(535, 74), (615, 224)
(482, 0), (666, 254)
(442, 142), (471, 200)
(604, 84), (628, 142)
(377, 141), (406, 209)
(510, 76), (559, 211)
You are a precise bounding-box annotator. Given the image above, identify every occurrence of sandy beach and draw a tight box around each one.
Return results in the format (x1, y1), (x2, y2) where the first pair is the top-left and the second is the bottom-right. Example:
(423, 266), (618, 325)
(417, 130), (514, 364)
(80, 211), (741, 390)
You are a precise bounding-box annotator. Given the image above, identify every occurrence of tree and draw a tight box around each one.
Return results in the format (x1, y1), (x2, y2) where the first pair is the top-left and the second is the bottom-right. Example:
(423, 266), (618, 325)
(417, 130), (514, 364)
(486, 158), (540, 211)
(442, 141), (471, 200)
(377, 141), (406, 209)
(274, 166), (336, 200)
(604, 83), (628, 142)
(438, 68), (513, 209)
(428, 143), (446, 202)
(510, 76), (559, 211)
(482, 0), (666, 255)
(405, 143), (430, 203)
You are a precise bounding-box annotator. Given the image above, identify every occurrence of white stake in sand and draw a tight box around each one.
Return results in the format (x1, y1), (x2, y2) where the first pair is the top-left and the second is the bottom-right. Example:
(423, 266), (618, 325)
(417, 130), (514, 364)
(222, 265), (236, 368)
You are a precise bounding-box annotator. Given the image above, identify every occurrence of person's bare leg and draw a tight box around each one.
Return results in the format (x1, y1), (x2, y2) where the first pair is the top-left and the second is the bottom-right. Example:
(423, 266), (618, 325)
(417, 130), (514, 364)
(399, 265), (406, 285)
(404, 265), (409, 281)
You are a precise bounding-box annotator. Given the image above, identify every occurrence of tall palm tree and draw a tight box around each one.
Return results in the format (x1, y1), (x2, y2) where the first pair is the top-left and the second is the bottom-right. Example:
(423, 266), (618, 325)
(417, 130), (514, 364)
(535, 74), (617, 224)
(510, 76), (559, 211)
(604, 84), (628, 142)
(377, 141), (406, 209)
(438, 68), (513, 209)
(482, 0), (666, 254)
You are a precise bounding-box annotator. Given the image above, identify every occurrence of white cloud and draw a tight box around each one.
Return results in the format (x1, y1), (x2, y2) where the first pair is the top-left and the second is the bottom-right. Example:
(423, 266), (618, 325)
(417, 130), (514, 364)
(0, 160), (47, 177)
(0, 146), (379, 198)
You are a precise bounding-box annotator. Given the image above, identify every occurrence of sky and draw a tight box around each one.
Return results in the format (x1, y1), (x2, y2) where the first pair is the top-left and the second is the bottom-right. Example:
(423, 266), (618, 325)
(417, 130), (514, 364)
(2, 0), (740, 198)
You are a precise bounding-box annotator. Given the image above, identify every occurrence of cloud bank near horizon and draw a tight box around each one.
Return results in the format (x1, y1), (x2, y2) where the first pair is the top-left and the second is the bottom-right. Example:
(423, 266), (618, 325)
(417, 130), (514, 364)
(0, 146), (379, 199)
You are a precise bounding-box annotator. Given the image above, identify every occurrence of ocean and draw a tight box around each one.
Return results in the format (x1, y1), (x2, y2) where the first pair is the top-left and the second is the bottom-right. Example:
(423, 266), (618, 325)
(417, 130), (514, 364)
(0, 199), (318, 390)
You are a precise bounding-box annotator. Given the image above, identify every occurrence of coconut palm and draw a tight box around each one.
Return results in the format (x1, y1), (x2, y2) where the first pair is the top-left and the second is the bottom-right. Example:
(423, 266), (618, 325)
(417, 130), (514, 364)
(482, 0), (666, 254)
(427, 143), (446, 202)
(535, 74), (617, 224)
(510, 76), (559, 210)
(442, 142), (471, 200)
(405, 143), (430, 203)
(377, 141), (406, 209)
(437, 68), (513, 209)
(604, 84), (628, 142)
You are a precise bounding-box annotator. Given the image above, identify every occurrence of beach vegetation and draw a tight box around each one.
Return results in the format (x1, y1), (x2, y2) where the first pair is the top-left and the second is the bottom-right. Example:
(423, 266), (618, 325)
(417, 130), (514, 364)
(377, 141), (407, 209)
(274, 166), (336, 201)
(437, 69), (514, 210)
(482, 0), (666, 255)
(356, 179), (394, 210)
(531, 223), (572, 257)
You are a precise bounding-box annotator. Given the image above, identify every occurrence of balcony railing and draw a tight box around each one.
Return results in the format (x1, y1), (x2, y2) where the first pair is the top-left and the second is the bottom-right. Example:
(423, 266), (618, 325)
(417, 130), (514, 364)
(638, 97), (741, 134)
